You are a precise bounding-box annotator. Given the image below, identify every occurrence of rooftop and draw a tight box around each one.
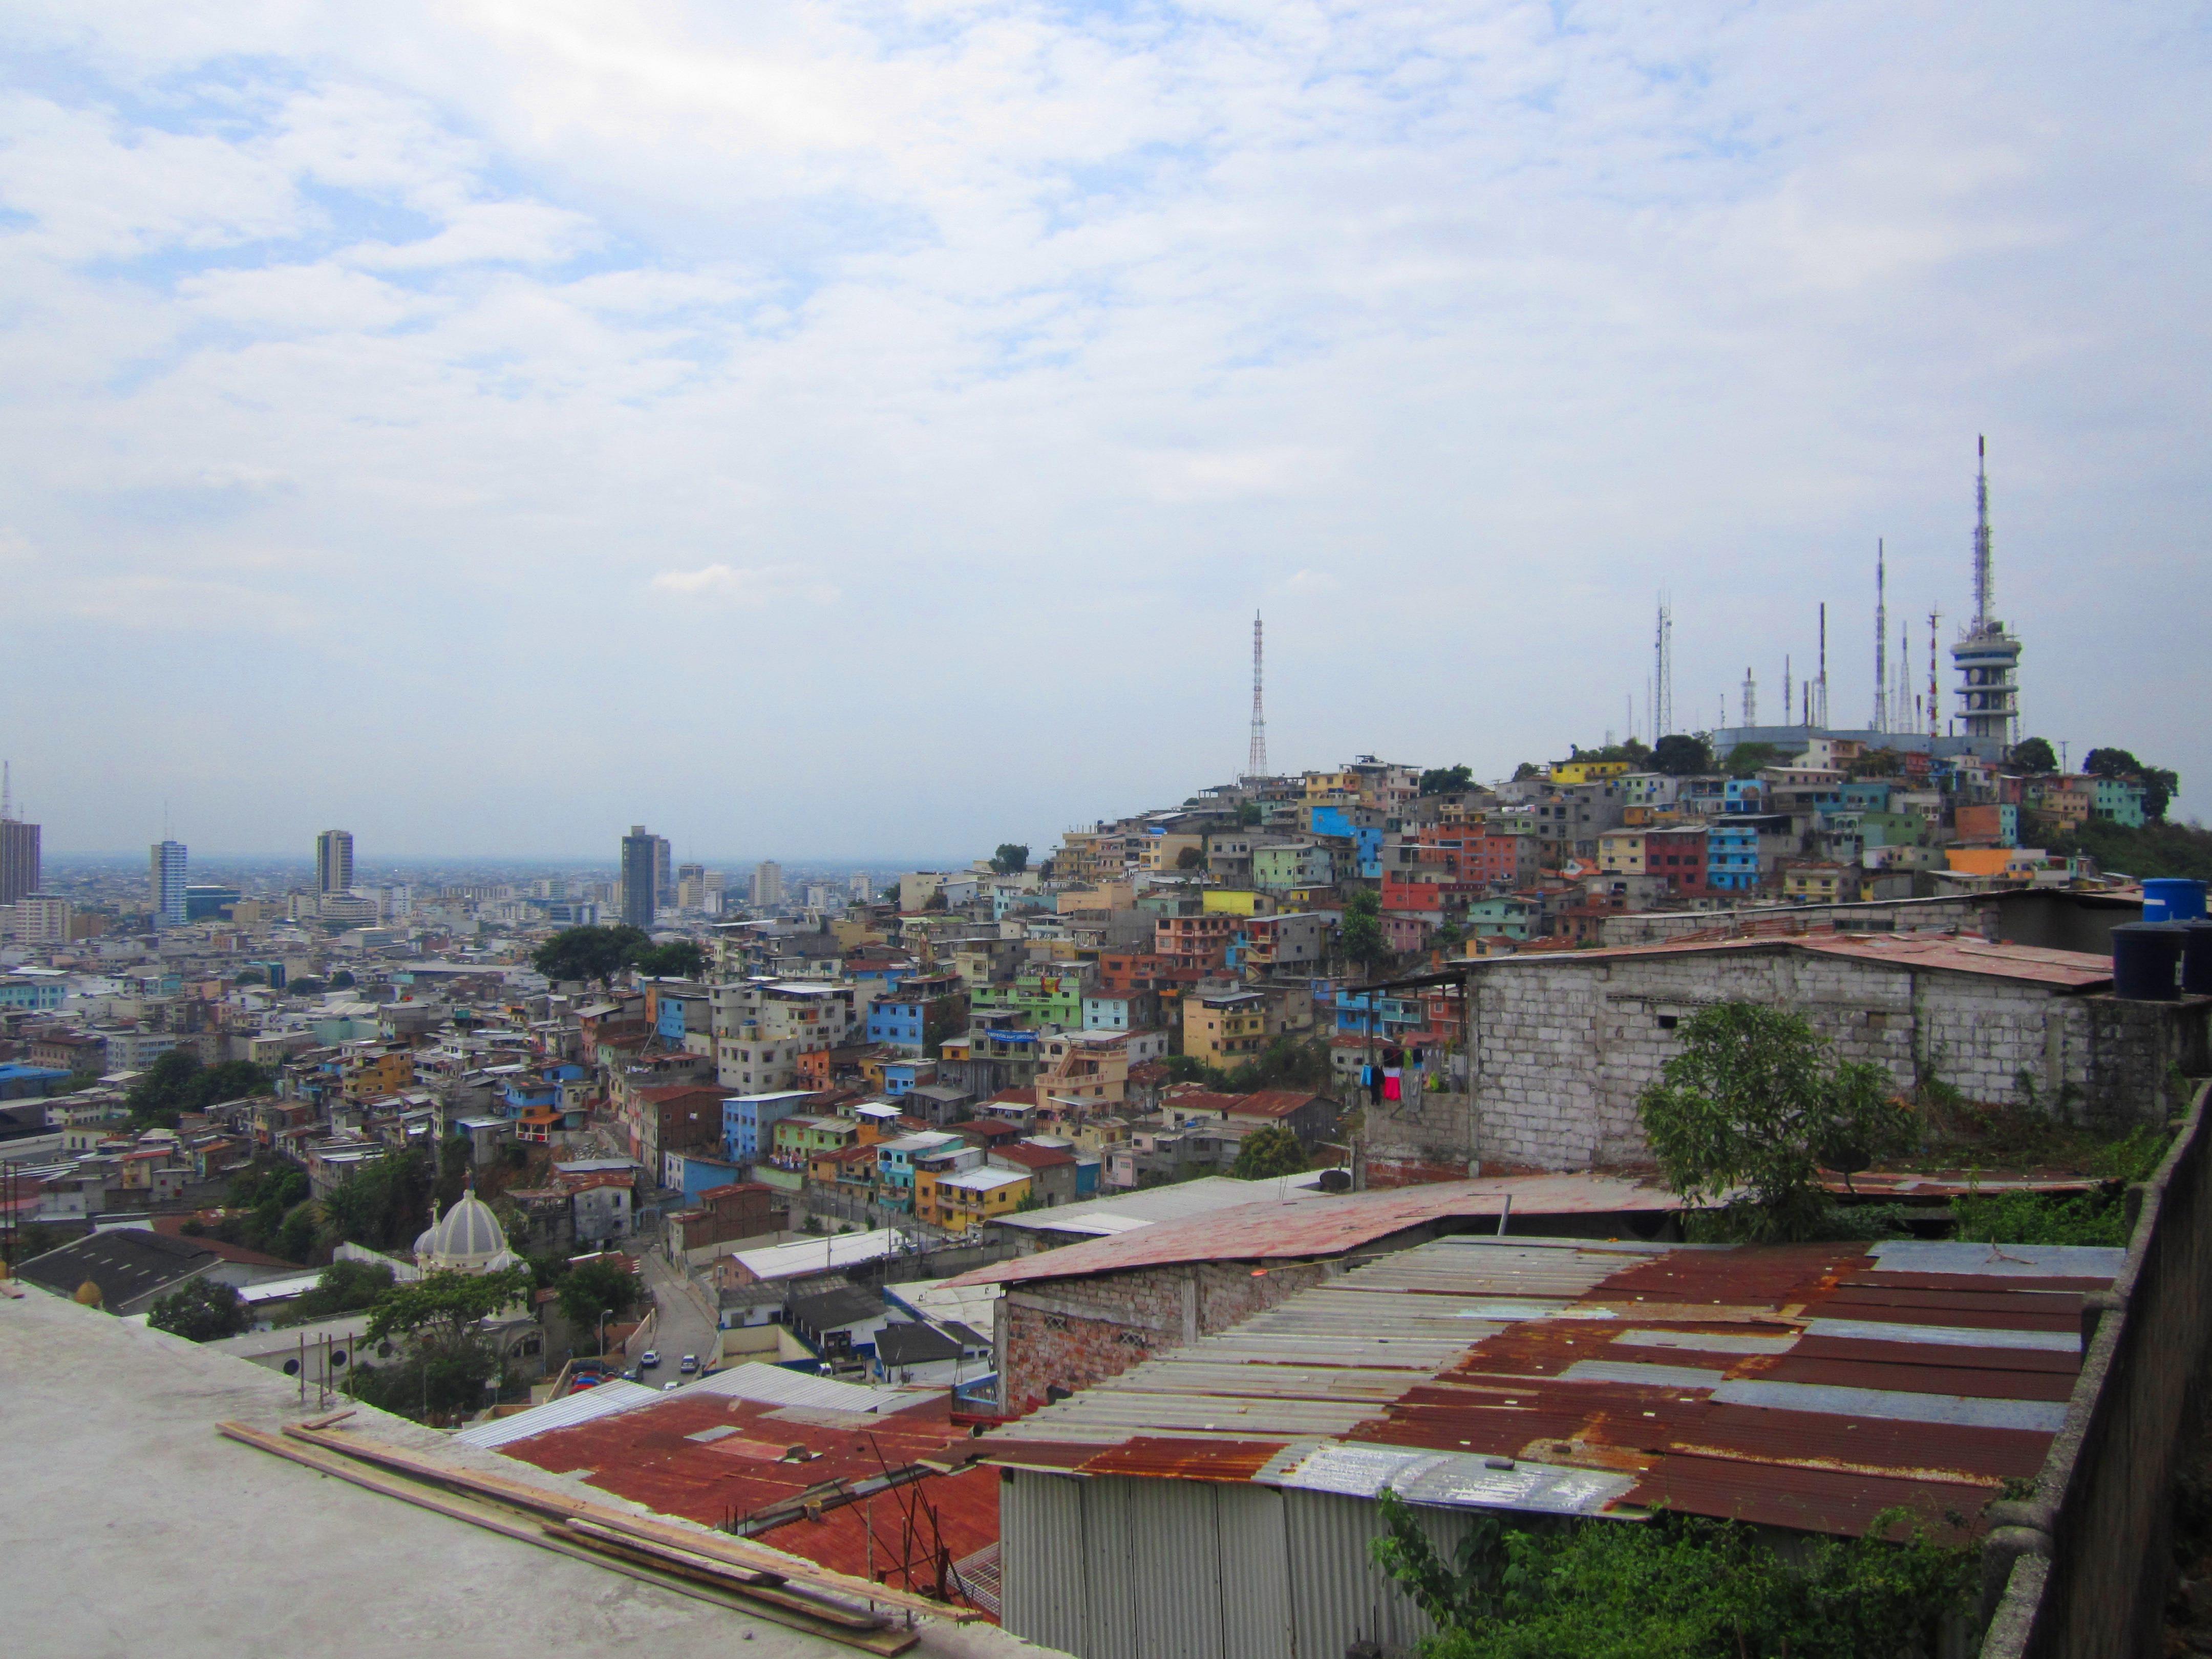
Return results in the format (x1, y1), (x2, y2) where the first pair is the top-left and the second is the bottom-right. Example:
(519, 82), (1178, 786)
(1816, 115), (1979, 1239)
(964, 1232), (2121, 1543)
(1469, 932), (2116, 989)
(0, 1287), (1031, 1658)
(960, 1174), (1682, 1278)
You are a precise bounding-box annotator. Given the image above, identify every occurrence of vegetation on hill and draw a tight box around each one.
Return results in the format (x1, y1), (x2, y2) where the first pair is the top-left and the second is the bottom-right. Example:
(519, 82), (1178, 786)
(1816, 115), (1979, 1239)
(2052, 818), (2212, 882)
(1371, 1492), (1976, 1659)
(125, 1051), (274, 1129)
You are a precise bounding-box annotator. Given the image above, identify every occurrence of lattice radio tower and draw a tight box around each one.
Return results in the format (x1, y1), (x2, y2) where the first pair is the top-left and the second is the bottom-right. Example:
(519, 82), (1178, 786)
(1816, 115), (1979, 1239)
(1245, 611), (1269, 780)
(1652, 595), (1673, 742)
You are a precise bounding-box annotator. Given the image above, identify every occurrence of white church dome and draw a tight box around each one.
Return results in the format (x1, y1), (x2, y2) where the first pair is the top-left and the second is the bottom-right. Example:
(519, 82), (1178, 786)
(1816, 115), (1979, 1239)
(415, 1191), (519, 1274)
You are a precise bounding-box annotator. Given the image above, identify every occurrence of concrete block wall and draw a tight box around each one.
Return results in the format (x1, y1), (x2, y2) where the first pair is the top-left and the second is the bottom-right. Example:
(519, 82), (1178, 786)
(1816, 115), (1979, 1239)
(999, 1258), (1329, 1415)
(1457, 949), (2184, 1173)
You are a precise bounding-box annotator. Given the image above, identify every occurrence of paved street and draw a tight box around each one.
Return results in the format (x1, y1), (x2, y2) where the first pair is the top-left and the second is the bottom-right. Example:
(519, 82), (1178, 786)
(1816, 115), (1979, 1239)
(637, 1244), (719, 1386)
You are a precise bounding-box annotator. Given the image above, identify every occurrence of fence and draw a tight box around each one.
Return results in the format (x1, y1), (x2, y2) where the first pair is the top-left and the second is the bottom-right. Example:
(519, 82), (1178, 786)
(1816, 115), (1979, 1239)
(1980, 1078), (2212, 1658)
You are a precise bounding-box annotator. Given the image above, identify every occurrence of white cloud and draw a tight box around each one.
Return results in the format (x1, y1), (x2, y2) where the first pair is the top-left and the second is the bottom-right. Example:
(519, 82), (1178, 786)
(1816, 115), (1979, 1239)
(649, 562), (840, 606)
(0, 2), (2205, 854)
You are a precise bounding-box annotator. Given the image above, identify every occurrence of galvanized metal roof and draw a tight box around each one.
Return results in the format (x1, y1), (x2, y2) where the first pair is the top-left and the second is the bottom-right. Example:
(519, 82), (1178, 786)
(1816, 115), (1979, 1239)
(453, 1379), (662, 1448)
(1464, 932), (2115, 989)
(967, 1233), (2122, 1541)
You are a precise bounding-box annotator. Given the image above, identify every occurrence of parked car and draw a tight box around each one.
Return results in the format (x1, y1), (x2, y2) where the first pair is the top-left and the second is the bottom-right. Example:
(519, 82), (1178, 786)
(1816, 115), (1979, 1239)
(639, 1351), (660, 1369)
(662, 1381), (679, 1392)
(679, 1354), (699, 1374)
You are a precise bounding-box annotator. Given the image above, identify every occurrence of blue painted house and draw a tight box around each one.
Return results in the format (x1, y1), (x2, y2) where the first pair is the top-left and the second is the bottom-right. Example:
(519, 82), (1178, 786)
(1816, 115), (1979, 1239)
(722, 1090), (815, 1162)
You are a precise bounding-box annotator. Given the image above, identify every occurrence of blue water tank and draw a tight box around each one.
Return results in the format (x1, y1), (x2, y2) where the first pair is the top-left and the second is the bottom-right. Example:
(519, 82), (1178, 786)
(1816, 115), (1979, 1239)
(2142, 878), (2208, 923)
(2182, 920), (2212, 997)
(2111, 922), (2184, 1001)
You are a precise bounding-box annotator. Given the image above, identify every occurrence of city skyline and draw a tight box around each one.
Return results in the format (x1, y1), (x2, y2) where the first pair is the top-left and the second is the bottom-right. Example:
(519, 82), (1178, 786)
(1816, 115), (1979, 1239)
(1, 5), (2205, 857)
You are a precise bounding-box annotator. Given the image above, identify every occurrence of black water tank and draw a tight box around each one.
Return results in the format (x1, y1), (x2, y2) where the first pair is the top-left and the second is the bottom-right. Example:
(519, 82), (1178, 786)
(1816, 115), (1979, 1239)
(2181, 920), (2212, 996)
(2112, 922), (2184, 1001)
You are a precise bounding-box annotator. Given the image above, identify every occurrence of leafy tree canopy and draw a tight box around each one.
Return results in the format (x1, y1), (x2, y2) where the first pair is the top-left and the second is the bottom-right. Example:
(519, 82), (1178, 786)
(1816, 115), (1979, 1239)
(556, 1257), (644, 1339)
(1846, 748), (1909, 780)
(126, 1052), (274, 1129)
(1235, 801), (1263, 825)
(2082, 747), (2179, 820)
(329, 969), (356, 989)
(277, 1258), (396, 1326)
(1419, 765), (1475, 796)
(1176, 844), (1205, 869)
(1638, 1003), (1917, 1242)
(1511, 761), (1544, 782)
(990, 843), (1030, 874)
(1231, 1124), (1310, 1180)
(1724, 741), (1788, 779)
(2051, 818), (2212, 883)
(1371, 1490), (1974, 1659)
(1341, 887), (1386, 971)
(1651, 733), (1714, 776)
(364, 1267), (533, 1347)
(631, 940), (706, 980)
(322, 1149), (437, 1253)
(287, 976), (329, 997)
(530, 924), (652, 988)
(148, 1277), (251, 1342)
(2007, 736), (2058, 774)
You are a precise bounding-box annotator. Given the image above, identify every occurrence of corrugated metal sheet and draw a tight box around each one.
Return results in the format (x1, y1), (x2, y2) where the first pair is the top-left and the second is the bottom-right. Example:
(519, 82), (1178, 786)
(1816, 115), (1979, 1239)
(1001, 1469), (1088, 1655)
(687, 1360), (924, 1414)
(1278, 1443), (1636, 1516)
(956, 1182), (1680, 1288)
(452, 1379), (660, 1447)
(1215, 1482), (1294, 1659)
(1285, 1487), (1461, 1659)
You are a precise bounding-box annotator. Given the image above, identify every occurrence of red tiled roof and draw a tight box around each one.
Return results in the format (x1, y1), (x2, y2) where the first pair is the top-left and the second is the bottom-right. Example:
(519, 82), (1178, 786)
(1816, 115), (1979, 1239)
(637, 1083), (726, 1104)
(147, 1214), (306, 1268)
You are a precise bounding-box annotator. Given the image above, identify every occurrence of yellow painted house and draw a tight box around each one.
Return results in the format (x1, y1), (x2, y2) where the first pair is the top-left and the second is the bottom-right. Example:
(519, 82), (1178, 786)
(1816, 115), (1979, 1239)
(1202, 888), (1277, 917)
(1550, 759), (1631, 785)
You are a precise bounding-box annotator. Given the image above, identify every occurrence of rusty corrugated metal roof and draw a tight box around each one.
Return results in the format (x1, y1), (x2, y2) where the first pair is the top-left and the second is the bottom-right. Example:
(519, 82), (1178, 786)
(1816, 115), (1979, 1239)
(1462, 932), (2115, 988)
(969, 1233), (2121, 1541)
(949, 1177), (1684, 1288)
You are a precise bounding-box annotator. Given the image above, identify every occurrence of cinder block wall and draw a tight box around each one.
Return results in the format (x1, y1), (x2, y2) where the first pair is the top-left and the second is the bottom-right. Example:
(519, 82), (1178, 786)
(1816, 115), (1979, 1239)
(999, 1259), (1329, 1415)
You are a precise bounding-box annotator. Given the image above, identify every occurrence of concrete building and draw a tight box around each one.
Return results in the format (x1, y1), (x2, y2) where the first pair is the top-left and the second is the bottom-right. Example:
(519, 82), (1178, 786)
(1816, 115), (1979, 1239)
(150, 838), (188, 927)
(1181, 988), (1269, 1070)
(619, 824), (666, 929)
(1457, 935), (2203, 1171)
(0, 814), (39, 905)
(315, 828), (354, 895)
(752, 860), (784, 908)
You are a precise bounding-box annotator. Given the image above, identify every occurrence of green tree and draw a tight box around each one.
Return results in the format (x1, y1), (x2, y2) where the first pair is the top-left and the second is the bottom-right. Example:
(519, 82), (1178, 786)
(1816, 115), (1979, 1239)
(1225, 1034), (1333, 1093)
(1637, 1003), (1916, 1242)
(365, 1266), (531, 1347)
(147, 1277), (251, 1342)
(278, 1258), (397, 1326)
(329, 969), (356, 989)
(1341, 888), (1387, 972)
(1510, 761), (1544, 781)
(287, 976), (329, 997)
(1235, 801), (1263, 826)
(1231, 1124), (1310, 1179)
(556, 1257), (643, 1347)
(923, 889), (949, 911)
(1164, 1053), (1230, 1088)
(2007, 736), (2058, 774)
(2082, 747), (2179, 820)
(991, 843), (1030, 874)
(234, 968), (267, 987)
(1371, 1490), (1974, 1659)
(2051, 818), (2212, 882)
(530, 924), (650, 988)
(321, 1150), (436, 1252)
(1846, 748), (1908, 780)
(631, 940), (706, 979)
(192, 1059), (274, 1109)
(125, 1050), (204, 1128)
(1724, 741), (1788, 779)
(1419, 765), (1474, 796)
(1652, 733), (1714, 776)
(1176, 844), (1205, 870)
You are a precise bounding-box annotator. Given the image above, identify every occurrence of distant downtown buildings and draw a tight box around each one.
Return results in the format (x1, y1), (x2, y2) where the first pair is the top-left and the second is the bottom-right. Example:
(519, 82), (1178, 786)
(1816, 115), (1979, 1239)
(316, 829), (354, 894)
(620, 824), (668, 929)
(148, 839), (187, 927)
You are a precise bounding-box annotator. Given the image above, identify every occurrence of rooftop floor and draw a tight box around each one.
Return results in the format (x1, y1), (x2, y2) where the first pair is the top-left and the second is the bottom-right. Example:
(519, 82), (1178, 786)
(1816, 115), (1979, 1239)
(0, 1283), (1052, 1659)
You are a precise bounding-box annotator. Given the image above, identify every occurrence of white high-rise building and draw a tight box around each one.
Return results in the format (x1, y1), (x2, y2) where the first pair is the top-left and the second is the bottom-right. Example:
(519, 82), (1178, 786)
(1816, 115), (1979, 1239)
(19, 892), (71, 944)
(751, 860), (783, 907)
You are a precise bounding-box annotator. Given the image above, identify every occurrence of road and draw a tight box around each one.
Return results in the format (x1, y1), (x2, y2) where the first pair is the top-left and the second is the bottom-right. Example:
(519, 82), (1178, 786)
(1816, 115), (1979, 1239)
(637, 1244), (720, 1388)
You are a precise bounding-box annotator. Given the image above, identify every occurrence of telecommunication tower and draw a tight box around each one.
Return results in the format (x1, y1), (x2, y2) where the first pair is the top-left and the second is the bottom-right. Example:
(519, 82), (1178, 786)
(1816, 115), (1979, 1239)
(1872, 541), (1888, 732)
(1652, 596), (1673, 741)
(1244, 612), (1269, 780)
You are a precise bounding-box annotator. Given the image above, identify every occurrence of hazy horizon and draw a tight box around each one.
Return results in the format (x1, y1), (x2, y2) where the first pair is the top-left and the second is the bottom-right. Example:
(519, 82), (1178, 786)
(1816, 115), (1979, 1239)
(4, 3), (2206, 855)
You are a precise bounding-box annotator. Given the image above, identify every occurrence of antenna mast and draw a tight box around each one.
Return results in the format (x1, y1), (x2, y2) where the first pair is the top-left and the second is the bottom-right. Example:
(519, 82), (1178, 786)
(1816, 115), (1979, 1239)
(1973, 435), (1993, 628)
(1741, 666), (1756, 726)
(1873, 541), (1887, 732)
(1927, 608), (1941, 741)
(1817, 602), (1829, 730)
(1652, 595), (1673, 740)
(1245, 612), (1268, 780)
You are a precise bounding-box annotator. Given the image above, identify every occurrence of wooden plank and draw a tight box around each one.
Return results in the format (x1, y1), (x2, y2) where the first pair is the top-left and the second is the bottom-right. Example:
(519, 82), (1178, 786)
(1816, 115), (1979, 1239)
(554, 1521), (889, 1632)
(219, 1424), (917, 1655)
(282, 1424), (980, 1623)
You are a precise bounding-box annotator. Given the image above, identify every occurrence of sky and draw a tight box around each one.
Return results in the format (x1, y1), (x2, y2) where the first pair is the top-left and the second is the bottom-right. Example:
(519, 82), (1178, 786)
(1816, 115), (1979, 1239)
(2, 2), (2207, 862)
